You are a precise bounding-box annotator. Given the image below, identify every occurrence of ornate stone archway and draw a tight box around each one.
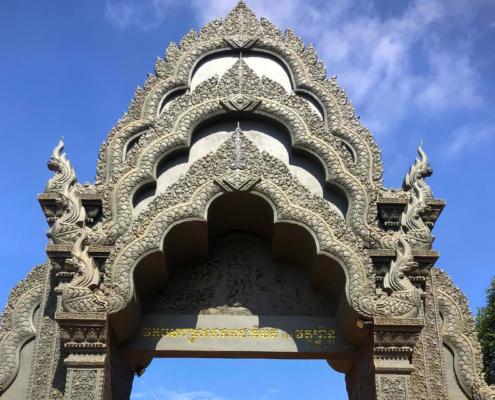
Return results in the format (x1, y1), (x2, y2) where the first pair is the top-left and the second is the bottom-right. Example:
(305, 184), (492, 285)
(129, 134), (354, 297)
(1, 2), (494, 399)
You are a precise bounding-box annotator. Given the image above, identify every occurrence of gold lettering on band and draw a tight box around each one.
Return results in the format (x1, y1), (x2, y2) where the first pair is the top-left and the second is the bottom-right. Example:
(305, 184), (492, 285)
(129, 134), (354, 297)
(142, 325), (336, 344)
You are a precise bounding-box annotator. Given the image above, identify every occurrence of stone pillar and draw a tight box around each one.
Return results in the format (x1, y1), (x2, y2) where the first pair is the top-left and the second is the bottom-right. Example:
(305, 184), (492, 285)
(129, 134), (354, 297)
(56, 314), (135, 400)
(345, 330), (377, 400)
(103, 327), (134, 400)
(56, 313), (108, 400)
(26, 262), (67, 400)
(373, 318), (424, 400)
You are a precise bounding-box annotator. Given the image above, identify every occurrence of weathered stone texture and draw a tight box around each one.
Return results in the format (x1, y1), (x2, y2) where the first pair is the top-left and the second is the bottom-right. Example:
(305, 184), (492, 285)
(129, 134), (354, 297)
(1, 2), (494, 399)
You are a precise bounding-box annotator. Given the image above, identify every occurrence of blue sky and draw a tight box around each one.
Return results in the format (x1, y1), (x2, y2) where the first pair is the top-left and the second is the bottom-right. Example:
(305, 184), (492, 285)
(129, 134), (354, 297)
(1, 0), (494, 398)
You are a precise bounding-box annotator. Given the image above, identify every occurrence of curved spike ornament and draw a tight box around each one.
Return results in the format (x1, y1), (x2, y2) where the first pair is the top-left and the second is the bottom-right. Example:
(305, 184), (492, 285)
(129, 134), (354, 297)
(47, 185), (86, 245)
(62, 230), (123, 313)
(403, 141), (433, 199)
(383, 233), (418, 293)
(45, 138), (78, 193)
(361, 231), (422, 318)
(400, 180), (434, 251)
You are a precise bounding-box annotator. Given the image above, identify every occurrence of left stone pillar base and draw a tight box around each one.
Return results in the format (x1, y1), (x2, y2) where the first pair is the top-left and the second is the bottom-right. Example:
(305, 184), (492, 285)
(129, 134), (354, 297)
(56, 312), (108, 400)
(56, 312), (135, 400)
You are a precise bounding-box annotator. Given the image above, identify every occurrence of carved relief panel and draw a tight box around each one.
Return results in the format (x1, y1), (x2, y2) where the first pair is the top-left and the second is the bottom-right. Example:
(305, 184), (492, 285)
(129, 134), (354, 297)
(144, 232), (334, 316)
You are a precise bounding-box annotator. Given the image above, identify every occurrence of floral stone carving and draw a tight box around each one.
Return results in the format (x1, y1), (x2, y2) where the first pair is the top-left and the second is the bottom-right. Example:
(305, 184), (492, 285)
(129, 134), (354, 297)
(2, 2), (493, 400)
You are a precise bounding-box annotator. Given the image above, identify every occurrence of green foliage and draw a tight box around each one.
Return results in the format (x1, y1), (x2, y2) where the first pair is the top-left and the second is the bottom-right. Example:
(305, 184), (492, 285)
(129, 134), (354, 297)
(476, 276), (495, 385)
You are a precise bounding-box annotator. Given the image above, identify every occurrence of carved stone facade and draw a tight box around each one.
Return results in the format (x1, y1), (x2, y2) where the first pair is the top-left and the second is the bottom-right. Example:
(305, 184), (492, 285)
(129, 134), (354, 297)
(1, 2), (493, 399)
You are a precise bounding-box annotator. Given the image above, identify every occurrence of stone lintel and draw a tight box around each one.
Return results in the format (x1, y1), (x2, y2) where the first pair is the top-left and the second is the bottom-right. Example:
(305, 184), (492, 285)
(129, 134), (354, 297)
(56, 312), (108, 355)
(367, 250), (439, 261)
(373, 318), (423, 376)
(374, 318), (425, 331)
(38, 192), (103, 227)
(38, 192), (103, 202)
(55, 311), (107, 323)
(377, 198), (445, 231)
(378, 197), (446, 206)
(64, 355), (106, 369)
(369, 251), (438, 291)
(375, 365), (415, 374)
(46, 245), (113, 258)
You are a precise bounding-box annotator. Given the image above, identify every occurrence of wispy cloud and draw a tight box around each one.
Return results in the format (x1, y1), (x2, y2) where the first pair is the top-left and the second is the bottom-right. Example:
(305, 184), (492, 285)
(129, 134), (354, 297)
(131, 392), (151, 399)
(191, 0), (492, 135)
(105, 0), (175, 30)
(442, 124), (495, 158)
(159, 389), (227, 400)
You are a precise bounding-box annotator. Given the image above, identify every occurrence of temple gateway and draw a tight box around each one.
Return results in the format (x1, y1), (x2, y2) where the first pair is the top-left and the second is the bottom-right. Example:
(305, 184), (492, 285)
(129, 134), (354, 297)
(1, 2), (493, 399)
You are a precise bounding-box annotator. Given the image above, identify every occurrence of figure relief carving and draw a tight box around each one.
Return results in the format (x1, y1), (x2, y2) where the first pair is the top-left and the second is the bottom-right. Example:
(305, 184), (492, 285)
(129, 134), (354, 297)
(218, 237), (260, 310)
(154, 259), (222, 314)
(255, 268), (299, 310)
(148, 233), (331, 316)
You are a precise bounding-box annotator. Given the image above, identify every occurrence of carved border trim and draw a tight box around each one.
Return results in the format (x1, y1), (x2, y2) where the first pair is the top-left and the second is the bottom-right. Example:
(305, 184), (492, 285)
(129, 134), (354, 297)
(0, 264), (46, 394)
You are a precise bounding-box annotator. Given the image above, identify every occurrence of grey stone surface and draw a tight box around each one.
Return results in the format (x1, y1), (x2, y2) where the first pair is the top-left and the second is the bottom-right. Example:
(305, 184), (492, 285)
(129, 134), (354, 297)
(1, 2), (494, 400)
(1, 339), (35, 400)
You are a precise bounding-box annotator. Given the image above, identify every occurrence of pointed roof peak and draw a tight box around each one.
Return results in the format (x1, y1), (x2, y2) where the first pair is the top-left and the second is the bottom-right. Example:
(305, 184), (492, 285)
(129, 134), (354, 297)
(223, 0), (261, 38)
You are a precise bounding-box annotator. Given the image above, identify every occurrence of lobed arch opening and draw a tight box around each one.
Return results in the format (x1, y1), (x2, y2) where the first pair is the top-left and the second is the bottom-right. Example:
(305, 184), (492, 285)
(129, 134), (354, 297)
(111, 191), (365, 374)
(157, 87), (188, 116)
(132, 114), (349, 219)
(155, 48), (327, 122)
(189, 49), (295, 95)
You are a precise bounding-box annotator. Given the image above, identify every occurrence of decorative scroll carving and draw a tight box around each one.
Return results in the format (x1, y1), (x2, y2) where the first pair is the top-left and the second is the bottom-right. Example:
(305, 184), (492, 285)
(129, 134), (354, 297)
(400, 187), (433, 251)
(5, 2), (495, 399)
(433, 268), (495, 400)
(380, 147), (434, 251)
(374, 330), (421, 350)
(26, 262), (67, 400)
(95, 0), (387, 250)
(67, 369), (98, 400)
(0, 264), (46, 394)
(44, 140), (107, 246)
(110, 129), (373, 317)
(62, 231), (122, 313)
(360, 234), (422, 318)
(403, 142), (433, 200)
(379, 376), (408, 400)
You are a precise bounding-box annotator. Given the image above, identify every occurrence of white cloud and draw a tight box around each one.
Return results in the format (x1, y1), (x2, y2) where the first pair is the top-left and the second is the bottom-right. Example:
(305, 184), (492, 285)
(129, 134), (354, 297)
(105, 0), (174, 30)
(417, 51), (481, 110)
(132, 392), (151, 399)
(442, 124), (495, 158)
(191, 0), (489, 135)
(159, 389), (227, 400)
